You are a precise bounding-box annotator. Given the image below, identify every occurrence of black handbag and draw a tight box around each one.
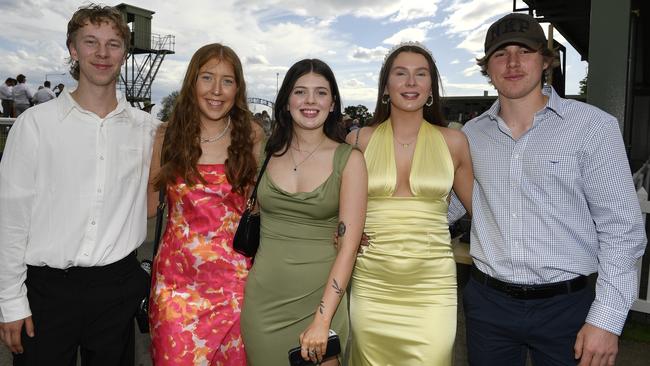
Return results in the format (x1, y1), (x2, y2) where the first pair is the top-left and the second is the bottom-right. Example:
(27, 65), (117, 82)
(135, 188), (166, 333)
(288, 332), (341, 366)
(233, 154), (271, 258)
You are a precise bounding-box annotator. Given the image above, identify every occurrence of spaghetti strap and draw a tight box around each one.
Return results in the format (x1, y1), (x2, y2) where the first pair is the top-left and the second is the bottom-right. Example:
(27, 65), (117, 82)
(354, 127), (361, 148)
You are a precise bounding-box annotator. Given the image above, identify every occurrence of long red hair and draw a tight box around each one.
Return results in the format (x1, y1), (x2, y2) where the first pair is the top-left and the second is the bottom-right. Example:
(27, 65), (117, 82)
(155, 44), (256, 195)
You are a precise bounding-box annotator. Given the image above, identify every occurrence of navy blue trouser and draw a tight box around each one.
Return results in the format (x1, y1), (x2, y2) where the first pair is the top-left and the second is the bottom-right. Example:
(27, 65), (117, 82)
(463, 276), (594, 366)
(13, 252), (149, 366)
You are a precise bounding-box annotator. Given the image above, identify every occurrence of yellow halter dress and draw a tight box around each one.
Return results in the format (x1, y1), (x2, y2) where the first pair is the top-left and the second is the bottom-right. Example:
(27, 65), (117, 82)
(348, 120), (456, 365)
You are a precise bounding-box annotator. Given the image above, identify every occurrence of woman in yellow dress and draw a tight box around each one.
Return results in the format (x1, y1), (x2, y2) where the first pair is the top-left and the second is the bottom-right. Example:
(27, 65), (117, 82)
(346, 42), (473, 365)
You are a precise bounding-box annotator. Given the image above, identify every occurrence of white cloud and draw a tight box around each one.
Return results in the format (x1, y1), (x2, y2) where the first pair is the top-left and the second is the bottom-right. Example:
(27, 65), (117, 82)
(339, 85), (378, 107)
(462, 64), (481, 77)
(348, 46), (388, 63)
(242, 0), (442, 22)
(442, 0), (511, 34)
(383, 21), (435, 44)
(246, 55), (270, 65)
(456, 23), (491, 55)
(343, 78), (367, 88)
(0, 0), (587, 110)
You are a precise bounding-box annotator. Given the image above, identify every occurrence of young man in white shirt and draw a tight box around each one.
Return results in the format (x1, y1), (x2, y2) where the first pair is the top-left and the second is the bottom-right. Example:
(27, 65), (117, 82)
(0, 4), (159, 365)
(0, 78), (15, 118)
(11, 75), (32, 117)
(31, 81), (57, 105)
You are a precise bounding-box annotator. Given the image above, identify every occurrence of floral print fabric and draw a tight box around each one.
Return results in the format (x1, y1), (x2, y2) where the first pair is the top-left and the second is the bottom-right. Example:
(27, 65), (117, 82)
(150, 164), (250, 365)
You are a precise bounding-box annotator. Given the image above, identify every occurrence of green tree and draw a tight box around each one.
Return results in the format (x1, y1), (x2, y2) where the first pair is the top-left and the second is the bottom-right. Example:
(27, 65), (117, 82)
(344, 104), (372, 125)
(157, 90), (179, 122)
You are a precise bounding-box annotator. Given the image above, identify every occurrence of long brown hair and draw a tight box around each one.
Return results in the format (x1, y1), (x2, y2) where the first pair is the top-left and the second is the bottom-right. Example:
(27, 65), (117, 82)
(370, 45), (446, 127)
(155, 43), (256, 195)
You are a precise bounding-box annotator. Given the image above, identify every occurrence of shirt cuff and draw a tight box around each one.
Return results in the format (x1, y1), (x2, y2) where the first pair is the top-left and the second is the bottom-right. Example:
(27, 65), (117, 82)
(0, 296), (31, 323)
(585, 300), (628, 336)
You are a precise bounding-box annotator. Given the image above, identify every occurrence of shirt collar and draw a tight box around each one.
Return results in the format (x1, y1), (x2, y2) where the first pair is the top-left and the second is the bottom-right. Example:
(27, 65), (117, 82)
(484, 84), (565, 122)
(57, 87), (129, 121)
(542, 85), (565, 119)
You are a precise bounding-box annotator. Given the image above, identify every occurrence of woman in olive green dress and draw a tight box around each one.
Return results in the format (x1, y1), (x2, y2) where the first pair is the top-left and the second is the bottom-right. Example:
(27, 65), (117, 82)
(241, 59), (367, 366)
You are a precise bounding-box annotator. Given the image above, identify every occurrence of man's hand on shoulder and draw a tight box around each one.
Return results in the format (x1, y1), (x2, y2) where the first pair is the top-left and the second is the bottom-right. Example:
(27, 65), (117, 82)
(574, 323), (618, 366)
(0, 316), (34, 354)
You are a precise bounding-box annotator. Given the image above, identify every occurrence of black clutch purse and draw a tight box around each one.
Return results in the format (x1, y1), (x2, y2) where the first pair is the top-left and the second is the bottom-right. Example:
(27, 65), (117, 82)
(288, 332), (341, 366)
(233, 154), (271, 258)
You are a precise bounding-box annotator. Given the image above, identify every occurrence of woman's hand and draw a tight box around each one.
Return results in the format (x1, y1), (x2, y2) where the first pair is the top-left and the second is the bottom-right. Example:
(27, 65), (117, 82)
(299, 320), (330, 364)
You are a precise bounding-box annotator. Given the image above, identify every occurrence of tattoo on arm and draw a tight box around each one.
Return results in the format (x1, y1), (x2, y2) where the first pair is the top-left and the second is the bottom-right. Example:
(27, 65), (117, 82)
(332, 278), (344, 297)
(337, 221), (346, 238)
(319, 301), (325, 315)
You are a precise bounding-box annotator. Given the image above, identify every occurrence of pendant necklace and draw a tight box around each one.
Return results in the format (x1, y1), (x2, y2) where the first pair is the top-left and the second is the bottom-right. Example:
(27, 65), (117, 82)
(393, 135), (416, 148)
(289, 137), (327, 172)
(200, 117), (231, 143)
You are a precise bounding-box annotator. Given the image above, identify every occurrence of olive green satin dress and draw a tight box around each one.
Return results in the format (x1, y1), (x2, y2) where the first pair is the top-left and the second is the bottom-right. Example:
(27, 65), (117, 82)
(241, 144), (353, 366)
(348, 120), (456, 365)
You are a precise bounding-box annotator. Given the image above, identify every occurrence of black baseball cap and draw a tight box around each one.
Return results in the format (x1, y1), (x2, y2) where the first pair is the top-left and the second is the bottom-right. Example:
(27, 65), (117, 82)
(484, 13), (546, 58)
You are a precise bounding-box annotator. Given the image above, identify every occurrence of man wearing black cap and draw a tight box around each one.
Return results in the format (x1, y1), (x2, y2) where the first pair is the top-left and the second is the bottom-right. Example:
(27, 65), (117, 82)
(448, 13), (646, 366)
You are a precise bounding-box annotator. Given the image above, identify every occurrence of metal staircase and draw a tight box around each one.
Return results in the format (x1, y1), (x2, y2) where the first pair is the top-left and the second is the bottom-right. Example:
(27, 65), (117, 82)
(119, 33), (175, 110)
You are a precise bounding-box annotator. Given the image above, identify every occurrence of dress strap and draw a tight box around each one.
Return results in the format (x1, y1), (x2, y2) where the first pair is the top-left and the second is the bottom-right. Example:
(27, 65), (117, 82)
(353, 128), (361, 148)
(333, 143), (354, 178)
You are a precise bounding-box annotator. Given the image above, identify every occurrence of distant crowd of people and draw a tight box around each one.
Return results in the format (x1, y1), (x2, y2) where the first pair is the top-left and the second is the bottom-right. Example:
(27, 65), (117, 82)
(0, 76), (65, 117)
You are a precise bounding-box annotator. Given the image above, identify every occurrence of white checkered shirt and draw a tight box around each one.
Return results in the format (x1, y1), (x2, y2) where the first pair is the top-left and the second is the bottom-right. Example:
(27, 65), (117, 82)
(448, 86), (647, 335)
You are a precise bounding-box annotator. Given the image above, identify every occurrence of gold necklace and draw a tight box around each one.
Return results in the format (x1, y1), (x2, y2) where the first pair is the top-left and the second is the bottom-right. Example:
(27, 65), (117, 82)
(289, 137), (327, 172)
(200, 117), (231, 143)
(393, 135), (416, 148)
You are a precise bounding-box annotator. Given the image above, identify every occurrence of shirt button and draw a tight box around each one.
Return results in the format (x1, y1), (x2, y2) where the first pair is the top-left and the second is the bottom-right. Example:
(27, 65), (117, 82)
(83, 253), (89, 256)
(91, 220), (96, 225)
(99, 156), (104, 160)
(511, 213), (517, 218)
(514, 241), (520, 246)
(513, 154), (520, 159)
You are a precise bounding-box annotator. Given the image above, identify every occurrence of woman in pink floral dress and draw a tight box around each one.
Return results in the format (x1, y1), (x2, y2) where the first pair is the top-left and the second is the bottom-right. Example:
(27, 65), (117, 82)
(147, 43), (264, 365)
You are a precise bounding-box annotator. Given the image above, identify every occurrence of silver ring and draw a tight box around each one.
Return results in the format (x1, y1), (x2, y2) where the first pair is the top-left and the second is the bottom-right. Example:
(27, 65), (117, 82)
(308, 350), (316, 357)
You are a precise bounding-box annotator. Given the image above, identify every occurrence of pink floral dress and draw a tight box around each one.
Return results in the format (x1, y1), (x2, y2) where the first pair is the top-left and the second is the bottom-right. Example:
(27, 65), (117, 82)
(149, 164), (251, 365)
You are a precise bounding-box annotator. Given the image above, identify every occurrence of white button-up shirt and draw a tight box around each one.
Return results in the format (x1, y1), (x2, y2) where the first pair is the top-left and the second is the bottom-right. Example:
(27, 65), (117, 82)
(0, 84), (12, 101)
(11, 83), (32, 105)
(32, 87), (57, 105)
(0, 88), (160, 322)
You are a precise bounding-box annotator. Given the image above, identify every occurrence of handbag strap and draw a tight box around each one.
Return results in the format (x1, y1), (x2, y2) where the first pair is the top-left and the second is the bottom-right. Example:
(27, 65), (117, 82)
(151, 128), (168, 259)
(152, 189), (166, 257)
(246, 153), (272, 210)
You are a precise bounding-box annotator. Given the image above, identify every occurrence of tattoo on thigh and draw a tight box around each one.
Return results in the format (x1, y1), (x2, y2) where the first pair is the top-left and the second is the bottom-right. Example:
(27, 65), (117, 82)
(332, 278), (343, 297)
(337, 221), (346, 238)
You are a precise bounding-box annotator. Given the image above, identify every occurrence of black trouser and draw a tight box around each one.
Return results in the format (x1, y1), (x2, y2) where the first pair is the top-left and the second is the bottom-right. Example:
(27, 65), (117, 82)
(464, 271), (594, 366)
(1, 99), (13, 117)
(14, 252), (149, 366)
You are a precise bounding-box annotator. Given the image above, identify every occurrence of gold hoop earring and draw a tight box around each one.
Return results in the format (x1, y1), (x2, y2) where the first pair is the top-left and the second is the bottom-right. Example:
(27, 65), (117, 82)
(425, 94), (434, 107)
(381, 94), (390, 105)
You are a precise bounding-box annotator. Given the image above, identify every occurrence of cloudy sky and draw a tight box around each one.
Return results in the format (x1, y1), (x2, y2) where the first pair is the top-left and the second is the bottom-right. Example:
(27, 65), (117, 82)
(0, 0), (587, 115)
